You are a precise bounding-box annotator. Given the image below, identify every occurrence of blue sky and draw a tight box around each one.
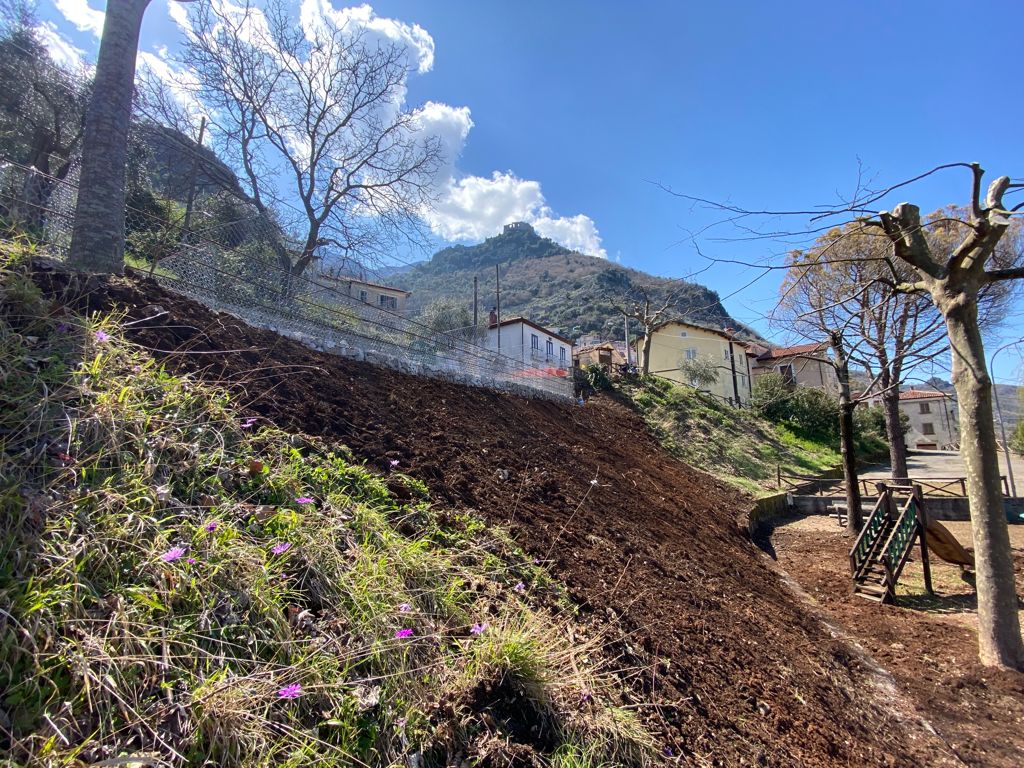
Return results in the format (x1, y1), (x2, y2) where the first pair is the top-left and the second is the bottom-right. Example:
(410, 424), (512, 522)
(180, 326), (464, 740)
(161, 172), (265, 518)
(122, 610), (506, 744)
(35, 0), (1024, 383)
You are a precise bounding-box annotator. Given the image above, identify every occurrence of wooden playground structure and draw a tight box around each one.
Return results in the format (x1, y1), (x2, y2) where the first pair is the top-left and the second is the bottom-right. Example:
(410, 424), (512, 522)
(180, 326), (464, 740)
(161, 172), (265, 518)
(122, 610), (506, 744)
(847, 483), (974, 603)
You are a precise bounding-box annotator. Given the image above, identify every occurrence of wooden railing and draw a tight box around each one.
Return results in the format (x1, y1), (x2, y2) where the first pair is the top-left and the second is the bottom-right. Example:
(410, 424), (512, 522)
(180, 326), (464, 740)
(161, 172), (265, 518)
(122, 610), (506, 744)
(879, 486), (933, 599)
(779, 469), (1010, 498)
(849, 489), (892, 578)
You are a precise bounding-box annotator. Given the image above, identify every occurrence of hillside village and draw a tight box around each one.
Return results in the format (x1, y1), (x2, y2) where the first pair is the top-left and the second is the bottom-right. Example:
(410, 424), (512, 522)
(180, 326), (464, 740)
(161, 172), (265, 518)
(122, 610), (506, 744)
(1, 3), (1024, 768)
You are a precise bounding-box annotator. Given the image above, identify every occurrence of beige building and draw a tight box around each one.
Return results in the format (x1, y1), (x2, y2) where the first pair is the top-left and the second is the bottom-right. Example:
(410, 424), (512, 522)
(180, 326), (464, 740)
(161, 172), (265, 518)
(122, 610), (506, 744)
(863, 389), (959, 450)
(316, 275), (412, 312)
(749, 341), (839, 393)
(635, 320), (754, 406)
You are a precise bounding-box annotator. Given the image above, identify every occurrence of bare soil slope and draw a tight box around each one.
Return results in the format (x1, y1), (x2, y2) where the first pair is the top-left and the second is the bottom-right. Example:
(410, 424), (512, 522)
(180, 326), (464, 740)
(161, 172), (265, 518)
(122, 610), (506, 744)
(34, 264), (955, 766)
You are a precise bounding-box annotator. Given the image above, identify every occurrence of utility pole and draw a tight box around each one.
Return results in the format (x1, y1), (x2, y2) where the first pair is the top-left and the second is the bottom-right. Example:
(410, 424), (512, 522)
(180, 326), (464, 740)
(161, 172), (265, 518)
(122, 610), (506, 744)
(473, 275), (478, 328)
(623, 316), (631, 365)
(990, 339), (1021, 497)
(495, 264), (501, 352)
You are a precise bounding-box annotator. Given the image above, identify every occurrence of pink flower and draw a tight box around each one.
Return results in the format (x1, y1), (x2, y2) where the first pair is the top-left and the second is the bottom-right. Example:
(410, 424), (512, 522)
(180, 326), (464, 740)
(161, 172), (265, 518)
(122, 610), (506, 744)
(187, 557), (197, 565)
(277, 683), (302, 699)
(398, 603), (412, 613)
(204, 521), (218, 532)
(295, 496), (314, 504)
(161, 546), (186, 562)
(389, 459), (400, 468)
(470, 622), (488, 635)
(94, 330), (110, 342)
(240, 418), (257, 429)
(394, 628), (414, 639)
(271, 542), (291, 555)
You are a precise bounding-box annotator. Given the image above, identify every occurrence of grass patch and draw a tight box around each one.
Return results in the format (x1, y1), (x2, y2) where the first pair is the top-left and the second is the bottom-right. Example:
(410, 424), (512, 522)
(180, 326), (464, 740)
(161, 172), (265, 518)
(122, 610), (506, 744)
(0, 243), (657, 767)
(616, 376), (840, 497)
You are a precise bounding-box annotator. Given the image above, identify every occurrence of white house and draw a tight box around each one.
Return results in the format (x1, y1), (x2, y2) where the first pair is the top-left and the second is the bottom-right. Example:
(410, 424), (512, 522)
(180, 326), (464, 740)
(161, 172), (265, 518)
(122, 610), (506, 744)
(863, 389), (959, 450)
(485, 316), (572, 371)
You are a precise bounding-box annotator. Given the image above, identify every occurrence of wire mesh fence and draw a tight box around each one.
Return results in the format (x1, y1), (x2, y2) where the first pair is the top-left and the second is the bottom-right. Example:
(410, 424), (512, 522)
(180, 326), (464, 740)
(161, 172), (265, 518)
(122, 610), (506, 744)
(0, 159), (575, 400)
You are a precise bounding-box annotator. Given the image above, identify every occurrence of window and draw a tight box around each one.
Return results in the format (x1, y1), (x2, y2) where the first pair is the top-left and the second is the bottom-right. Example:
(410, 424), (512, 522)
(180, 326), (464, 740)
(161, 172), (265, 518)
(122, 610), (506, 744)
(922, 422), (935, 435)
(560, 346), (567, 361)
(358, 289), (368, 302)
(379, 294), (397, 310)
(919, 402), (931, 414)
(531, 334), (539, 350)
(546, 339), (554, 356)
(723, 348), (731, 362)
(685, 347), (698, 360)
(679, 330), (688, 338)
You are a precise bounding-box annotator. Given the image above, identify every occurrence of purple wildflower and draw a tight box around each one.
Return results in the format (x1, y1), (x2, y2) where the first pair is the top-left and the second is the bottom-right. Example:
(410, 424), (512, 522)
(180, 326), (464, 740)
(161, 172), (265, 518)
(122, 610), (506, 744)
(470, 622), (488, 635)
(513, 581), (526, 592)
(295, 496), (314, 504)
(240, 417), (257, 429)
(204, 520), (218, 532)
(396, 717), (407, 729)
(160, 546), (186, 562)
(270, 542), (292, 555)
(187, 557), (197, 565)
(394, 628), (414, 639)
(277, 683), (302, 699)
(94, 330), (110, 342)
(56, 322), (69, 333)
(389, 459), (400, 468)
(398, 603), (412, 613)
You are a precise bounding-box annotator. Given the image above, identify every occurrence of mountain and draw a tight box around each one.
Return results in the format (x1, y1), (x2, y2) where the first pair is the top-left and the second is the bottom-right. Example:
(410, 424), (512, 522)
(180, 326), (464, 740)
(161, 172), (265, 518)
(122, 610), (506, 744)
(392, 223), (750, 340)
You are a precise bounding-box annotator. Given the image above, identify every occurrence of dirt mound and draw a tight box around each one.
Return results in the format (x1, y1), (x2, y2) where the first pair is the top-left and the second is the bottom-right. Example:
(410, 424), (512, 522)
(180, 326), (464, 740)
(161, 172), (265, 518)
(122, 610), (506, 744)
(34, 264), (952, 766)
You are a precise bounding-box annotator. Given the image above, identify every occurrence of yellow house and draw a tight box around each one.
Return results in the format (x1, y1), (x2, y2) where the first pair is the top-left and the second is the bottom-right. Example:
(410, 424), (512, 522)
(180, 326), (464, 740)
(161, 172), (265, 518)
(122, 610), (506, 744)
(636, 320), (754, 406)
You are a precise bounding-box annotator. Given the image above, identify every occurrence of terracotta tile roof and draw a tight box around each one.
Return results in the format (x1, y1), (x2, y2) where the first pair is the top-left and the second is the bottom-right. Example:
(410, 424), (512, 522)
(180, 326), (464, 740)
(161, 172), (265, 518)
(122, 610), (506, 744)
(899, 389), (953, 400)
(756, 342), (827, 361)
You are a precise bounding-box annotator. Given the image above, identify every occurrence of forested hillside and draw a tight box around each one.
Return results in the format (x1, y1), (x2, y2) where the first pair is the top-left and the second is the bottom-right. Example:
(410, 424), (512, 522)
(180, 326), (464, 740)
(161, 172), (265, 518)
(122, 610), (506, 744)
(394, 225), (748, 339)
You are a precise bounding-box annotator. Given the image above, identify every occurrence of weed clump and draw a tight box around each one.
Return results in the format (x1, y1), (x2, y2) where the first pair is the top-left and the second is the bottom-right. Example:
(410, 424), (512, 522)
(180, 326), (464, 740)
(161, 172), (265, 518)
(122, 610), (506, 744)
(0, 247), (656, 767)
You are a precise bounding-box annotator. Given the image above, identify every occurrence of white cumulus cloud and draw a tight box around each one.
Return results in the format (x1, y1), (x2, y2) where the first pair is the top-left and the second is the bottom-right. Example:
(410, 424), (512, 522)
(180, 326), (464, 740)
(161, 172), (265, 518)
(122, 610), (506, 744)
(426, 171), (607, 258)
(54, 0), (104, 37)
(33, 21), (86, 69)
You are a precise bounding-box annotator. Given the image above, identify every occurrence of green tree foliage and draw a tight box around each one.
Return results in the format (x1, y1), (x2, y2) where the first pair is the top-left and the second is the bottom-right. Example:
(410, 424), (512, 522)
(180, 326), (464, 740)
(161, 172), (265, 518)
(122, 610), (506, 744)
(677, 355), (720, 390)
(752, 373), (887, 459)
(418, 297), (482, 343)
(0, 20), (89, 229)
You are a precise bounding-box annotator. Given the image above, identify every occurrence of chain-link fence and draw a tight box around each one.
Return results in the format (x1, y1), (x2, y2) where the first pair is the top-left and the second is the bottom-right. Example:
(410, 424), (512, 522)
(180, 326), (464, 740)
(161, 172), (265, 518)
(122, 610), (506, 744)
(0, 159), (574, 400)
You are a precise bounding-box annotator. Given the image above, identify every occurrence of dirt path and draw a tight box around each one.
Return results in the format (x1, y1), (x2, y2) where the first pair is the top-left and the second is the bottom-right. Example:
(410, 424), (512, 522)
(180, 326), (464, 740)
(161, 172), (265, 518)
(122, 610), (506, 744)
(771, 515), (1024, 767)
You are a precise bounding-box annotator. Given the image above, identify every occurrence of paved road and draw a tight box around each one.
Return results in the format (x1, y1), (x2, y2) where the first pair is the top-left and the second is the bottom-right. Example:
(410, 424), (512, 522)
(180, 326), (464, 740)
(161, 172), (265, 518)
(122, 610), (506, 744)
(862, 449), (1024, 496)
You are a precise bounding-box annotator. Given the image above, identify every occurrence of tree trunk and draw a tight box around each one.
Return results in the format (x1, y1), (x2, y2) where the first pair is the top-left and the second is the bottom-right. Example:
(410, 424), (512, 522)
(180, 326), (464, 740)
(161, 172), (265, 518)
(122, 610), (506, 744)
(831, 332), (863, 533)
(944, 296), (1024, 669)
(641, 331), (653, 375)
(68, 0), (151, 273)
(880, 383), (909, 482)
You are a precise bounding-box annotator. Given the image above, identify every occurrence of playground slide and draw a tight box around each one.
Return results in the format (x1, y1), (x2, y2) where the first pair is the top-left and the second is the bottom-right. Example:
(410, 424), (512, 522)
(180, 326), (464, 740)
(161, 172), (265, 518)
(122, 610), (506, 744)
(923, 520), (974, 567)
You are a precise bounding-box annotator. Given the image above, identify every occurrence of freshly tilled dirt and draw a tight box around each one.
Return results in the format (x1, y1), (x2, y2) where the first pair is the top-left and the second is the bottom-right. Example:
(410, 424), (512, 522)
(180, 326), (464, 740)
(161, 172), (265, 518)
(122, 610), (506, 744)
(34, 265), (960, 766)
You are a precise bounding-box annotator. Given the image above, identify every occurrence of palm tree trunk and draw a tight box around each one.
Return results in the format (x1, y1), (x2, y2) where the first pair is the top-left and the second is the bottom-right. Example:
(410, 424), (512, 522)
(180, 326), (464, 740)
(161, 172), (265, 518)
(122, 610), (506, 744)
(68, 0), (152, 273)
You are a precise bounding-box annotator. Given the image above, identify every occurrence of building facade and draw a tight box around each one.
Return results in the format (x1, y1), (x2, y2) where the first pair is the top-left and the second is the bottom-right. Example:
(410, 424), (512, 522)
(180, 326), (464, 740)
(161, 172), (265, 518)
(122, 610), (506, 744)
(749, 342), (839, 394)
(894, 390), (959, 450)
(485, 317), (572, 372)
(636, 320), (754, 406)
(315, 275), (412, 312)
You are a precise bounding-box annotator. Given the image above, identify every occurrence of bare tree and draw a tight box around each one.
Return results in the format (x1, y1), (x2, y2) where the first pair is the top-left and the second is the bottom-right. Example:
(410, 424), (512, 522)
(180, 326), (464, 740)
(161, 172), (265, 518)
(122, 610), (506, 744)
(603, 279), (688, 374)
(666, 162), (1024, 669)
(178, 0), (443, 284)
(870, 168), (1024, 668)
(780, 222), (948, 482)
